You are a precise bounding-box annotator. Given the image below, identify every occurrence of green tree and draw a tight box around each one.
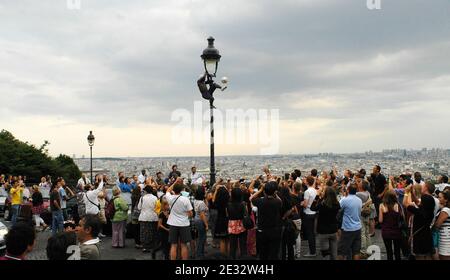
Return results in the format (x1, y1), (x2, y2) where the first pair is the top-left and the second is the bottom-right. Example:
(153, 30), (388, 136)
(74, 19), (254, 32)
(0, 130), (81, 185)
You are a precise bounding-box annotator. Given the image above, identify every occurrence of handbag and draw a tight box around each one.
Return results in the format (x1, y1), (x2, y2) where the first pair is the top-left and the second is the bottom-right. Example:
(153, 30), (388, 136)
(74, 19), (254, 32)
(132, 196), (143, 222)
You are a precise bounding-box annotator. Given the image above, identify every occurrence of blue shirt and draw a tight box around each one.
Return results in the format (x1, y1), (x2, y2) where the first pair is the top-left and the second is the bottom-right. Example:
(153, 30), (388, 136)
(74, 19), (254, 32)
(340, 194), (362, 231)
(58, 187), (67, 209)
(119, 182), (132, 193)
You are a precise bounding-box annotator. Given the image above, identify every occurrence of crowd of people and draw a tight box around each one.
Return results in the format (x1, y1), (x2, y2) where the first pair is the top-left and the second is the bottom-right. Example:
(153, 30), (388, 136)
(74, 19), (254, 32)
(1, 165), (449, 261)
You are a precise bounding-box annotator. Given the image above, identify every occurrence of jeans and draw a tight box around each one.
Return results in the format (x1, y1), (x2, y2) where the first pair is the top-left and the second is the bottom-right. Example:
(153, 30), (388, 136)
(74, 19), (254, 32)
(11, 205), (20, 226)
(194, 219), (207, 258)
(52, 210), (64, 236)
(230, 231), (247, 259)
(257, 227), (282, 260)
(303, 214), (316, 254)
(318, 233), (338, 260)
(112, 221), (126, 247)
(281, 228), (295, 260)
(383, 238), (401, 260)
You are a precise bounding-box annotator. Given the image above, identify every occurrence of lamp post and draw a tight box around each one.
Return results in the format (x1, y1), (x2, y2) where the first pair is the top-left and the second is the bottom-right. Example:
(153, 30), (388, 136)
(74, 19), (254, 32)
(87, 131), (95, 183)
(200, 36), (223, 186)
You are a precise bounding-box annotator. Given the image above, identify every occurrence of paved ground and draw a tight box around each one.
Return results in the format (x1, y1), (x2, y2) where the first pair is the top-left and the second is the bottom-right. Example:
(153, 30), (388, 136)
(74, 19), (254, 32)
(1, 217), (391, 260)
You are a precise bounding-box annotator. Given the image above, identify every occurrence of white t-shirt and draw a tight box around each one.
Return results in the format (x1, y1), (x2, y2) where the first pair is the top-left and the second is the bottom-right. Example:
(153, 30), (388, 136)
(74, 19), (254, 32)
(437, 183), (450, 193)
(85, 182), (104, 215)
(138, 194), (159, 222)
(303, 187), (317, 215)
(22, 188), (30, 199)
(138, 174), (146, 184)
(77, 177), (90, 189)
(190, 172), (203, 184)
(166, 192), (193, 227)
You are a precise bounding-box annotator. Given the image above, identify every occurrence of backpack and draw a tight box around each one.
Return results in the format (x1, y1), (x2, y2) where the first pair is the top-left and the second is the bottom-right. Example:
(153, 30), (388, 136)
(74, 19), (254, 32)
(76, 192), (86, 217)
(105, 198), (116, 220)
(361, 198), (372, 217)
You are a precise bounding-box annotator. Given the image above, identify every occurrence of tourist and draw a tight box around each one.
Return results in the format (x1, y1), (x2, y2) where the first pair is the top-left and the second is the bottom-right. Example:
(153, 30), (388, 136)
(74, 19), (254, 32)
(379, 190), (402, 260)
(57, 178), (69, 220)
(413, 172), (425, 187)
(119, 177), (133, 193)
(138, 185), (159, 257)
(338, 183), (362, 260)
(193, 188), (209, 258)
(251, 181), (282, 260)
(31, 185), (47, 231)
(77, 174), (90, 192)
(356, 179), (372, 257)
(158, 199), (171, 260)
(206, 184), (219, 249)
(213, 183), (230, 256)
(302, 176), (318, 257)
(111, 186), (129, 248)
(156, 171), (165, 188)
(311, 186), (340, 260)
(370, 165), (387, 225)
(190, 166), (203, 186)
(9, 181), (24, 226)
(84, 178), (104, 216)
(403, 183), (435, 260)
(291, 181), (304, 259)
(97, 191), (107, 238)
(169, 164), (181, 180)
(243, 184), (257, 257)
(433, 189), (450, 260)
(0, 222), (36, 260)
(76, 214), (101, 260)
(131, 185), (142, 248)
(279, 185), (295, 260)
(436, 175), (449, 194)
(38, 177), (48, 190)
(166, 178), (193, 260)
(46, 232), (77, 260)
(138, 169), (147, 184)
(50, 179), (64, 236)
(227, 187), (248, 259)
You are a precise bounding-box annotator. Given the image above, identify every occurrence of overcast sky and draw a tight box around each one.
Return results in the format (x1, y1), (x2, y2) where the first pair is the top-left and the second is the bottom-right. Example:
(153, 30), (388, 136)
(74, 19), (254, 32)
(1, 0), (449, 157)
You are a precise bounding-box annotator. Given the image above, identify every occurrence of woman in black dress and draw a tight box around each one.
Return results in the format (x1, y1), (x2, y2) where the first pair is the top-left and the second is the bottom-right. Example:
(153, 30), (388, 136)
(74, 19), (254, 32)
(404, 184), (435, 260)
(213, 184), (230, 256)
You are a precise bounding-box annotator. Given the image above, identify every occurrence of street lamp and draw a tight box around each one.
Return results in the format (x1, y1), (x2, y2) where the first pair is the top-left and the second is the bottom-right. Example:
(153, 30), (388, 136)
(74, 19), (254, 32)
(87, 131), (95, 183)
(199, 36), (226, 186)
(201, 36), (221, 77)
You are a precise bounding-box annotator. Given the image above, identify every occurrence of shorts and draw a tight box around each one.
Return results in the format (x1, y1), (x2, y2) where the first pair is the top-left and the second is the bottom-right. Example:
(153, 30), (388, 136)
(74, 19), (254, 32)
(169, 225), (192, 244)
(338, 229), (361, 258)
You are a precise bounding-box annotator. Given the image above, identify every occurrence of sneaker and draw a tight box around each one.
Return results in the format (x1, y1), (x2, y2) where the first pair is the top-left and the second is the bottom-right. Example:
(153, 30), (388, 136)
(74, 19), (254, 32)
(98, 233), (106, 238)
(303, 253), (317, 258)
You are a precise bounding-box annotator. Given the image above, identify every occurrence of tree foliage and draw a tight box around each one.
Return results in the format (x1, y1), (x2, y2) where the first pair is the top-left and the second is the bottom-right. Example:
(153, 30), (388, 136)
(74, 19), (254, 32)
(0, 130), (81, 185)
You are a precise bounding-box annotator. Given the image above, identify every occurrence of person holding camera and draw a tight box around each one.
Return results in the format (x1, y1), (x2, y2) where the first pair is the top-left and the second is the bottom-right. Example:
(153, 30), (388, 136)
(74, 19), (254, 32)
(251, 181), (282, 260)
(403, 182), (435, 260)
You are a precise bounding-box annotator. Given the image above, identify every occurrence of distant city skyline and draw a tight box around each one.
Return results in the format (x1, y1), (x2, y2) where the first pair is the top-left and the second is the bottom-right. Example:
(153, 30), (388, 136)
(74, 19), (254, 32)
(72, 147), (450, 159)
